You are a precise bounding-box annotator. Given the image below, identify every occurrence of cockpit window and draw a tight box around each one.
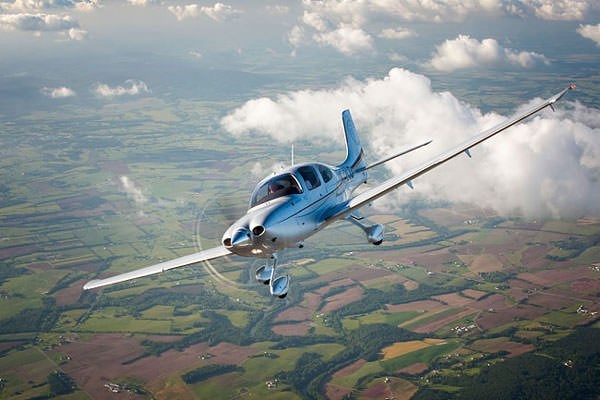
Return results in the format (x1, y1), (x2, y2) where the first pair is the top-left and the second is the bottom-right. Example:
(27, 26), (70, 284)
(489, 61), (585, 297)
(297, 166), (321, 190)
(317, 165), (334, 183)
(251, 173), (302, 207)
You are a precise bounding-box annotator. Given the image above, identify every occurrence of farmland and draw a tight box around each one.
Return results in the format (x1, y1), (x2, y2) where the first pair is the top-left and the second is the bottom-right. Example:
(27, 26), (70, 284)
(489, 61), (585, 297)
(0, 87), (599, 399)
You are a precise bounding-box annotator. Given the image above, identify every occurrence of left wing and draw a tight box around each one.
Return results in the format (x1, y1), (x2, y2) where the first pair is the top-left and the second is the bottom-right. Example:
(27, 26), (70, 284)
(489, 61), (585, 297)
(83, 246), (231, 290)
(326, 85), (574, 222)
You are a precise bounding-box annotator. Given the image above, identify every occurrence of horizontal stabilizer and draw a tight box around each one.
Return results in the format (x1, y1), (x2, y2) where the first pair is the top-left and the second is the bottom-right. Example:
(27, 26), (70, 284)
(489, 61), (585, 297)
(357, 140), (432, 172)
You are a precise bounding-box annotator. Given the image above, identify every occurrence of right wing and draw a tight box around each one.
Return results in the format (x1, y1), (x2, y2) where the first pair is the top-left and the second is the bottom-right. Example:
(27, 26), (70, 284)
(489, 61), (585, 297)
(326, 85), (575, 222)
(83, 245), (232, 290)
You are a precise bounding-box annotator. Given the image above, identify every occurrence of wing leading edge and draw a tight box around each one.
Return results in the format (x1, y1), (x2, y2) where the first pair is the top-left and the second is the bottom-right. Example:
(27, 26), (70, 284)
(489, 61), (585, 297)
(327, 85), (575, 222)
(83, 246), (231, 290)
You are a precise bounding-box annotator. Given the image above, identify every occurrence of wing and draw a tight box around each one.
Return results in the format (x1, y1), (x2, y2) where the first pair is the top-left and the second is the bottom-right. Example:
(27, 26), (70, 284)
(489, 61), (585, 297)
(83, 246), (232, 290)
(326, 85), (574, 222)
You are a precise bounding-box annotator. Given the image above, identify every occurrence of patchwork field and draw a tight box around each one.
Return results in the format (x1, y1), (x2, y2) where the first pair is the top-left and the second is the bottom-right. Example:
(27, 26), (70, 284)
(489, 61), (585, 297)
(0, 123), (598, 400)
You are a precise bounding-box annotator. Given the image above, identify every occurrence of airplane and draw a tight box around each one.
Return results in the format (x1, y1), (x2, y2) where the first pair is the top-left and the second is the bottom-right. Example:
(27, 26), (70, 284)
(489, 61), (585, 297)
(84, 84), (575, 298)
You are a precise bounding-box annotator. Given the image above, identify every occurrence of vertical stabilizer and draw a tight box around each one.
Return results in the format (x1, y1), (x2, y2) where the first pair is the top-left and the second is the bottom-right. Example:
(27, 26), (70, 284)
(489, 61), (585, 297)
(338, 110), (366, 170)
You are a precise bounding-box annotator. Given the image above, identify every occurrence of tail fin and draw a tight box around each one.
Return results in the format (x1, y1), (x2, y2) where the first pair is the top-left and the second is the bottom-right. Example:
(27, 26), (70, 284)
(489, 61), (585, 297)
(338, 110), (366, 170)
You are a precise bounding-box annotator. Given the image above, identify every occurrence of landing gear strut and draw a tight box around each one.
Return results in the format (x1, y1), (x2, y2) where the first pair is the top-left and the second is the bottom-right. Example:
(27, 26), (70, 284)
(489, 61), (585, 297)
(347, 215), (384, 246)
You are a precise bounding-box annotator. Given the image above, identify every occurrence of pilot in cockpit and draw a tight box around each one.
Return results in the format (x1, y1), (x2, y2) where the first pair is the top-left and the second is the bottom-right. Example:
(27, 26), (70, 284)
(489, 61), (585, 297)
(268, 182), (284, 194)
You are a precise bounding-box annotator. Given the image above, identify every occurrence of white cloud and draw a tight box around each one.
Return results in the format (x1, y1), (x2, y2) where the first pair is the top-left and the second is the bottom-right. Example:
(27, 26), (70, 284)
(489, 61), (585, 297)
(0, 0), (99, 12)
(289, 0), (596, 54)
(266, 5), (288, 15)
(504, 48), (549, 68)
(167, 4), (198, 21)
(200, 2), (240, 21)
(41, 86), (76, 98)
(0, 12), (78, 31)
(93, 79), (150, 98)
(221, 68), (599, 219)
(127, 0), (154, 6)
(288, 25), (305, 50)
(66, 26), (86, 39)
(378, 27), (416, 40)
(429, 35), (549, 71)
(290, 0), (504, 54)
(313, 24), (373, 55)
(167, 2), (240, 21)
(189, 50), (202, 59)
(120, 175), (148, 206)
(518, 0), (590, 20)
(577, 23), (600, 46)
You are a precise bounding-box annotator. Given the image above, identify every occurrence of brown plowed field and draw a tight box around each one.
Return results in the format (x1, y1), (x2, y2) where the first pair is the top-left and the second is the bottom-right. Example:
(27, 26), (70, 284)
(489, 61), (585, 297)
(477, 305), (546, 331)
(469, 339), (534, 358)
(314, 278), (355, 295)
(332, 359), (366, 378)
(53, 280), (86, 306)
(462, 289), (488, 300)
(527, 291), (576, 310)
(397, 362), (428, 375)
(272, 322), (313, 336)
(470, 294), (509, 311)
(344, 265), (392, 282)
(385, 300), (442, 313)
(571, 278), (600, 295)
(326, 383), (353, 400)
(321, 285), (365, 313)
(433, 293), (473, 307)
(274, 306), (313, 322)
(57, 334), (256, 398)
(518, 267), (593, 287)
(411, 309), (474, 333)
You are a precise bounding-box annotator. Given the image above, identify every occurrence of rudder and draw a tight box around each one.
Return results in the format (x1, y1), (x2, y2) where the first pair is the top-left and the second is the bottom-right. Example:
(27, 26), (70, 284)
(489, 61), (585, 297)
(338, 110), (366, 170)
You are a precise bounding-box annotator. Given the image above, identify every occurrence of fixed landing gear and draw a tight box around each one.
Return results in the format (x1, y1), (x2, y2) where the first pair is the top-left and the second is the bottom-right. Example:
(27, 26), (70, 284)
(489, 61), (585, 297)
(347, 215), (384, 246)
(254, 254), (289, 298)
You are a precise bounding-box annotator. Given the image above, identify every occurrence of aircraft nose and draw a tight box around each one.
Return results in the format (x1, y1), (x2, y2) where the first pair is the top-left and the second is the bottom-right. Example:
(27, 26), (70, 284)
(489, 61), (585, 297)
(231, 227), (251, 247)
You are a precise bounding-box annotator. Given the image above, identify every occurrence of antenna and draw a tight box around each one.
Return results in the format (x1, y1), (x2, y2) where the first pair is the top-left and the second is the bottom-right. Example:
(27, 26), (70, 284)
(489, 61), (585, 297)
(291, 143), (295, 165)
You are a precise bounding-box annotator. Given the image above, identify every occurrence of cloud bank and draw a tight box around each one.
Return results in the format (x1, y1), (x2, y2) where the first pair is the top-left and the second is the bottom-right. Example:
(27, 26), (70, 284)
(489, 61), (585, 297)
(288, 0), (596, 54)
(0, 12), (77, 31)
(221, 68), (599, 219)
(429, 35), (549, 71)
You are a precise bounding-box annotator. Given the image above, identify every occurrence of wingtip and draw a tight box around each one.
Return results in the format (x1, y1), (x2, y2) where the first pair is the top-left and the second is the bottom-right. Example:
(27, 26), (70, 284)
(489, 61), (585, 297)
(83, 280), (99, 290)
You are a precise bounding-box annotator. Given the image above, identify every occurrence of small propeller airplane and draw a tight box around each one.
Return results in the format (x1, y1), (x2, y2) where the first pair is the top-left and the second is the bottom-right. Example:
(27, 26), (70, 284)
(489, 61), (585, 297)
(84, 85), (575, 298)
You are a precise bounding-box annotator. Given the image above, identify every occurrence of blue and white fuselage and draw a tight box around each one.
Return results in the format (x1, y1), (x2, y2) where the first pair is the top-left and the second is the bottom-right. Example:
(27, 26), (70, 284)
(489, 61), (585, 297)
(221, 161), (368, 258)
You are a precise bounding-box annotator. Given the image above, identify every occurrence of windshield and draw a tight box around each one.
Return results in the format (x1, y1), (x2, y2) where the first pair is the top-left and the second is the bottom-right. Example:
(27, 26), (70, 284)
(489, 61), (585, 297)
(251, 173), (302, 207)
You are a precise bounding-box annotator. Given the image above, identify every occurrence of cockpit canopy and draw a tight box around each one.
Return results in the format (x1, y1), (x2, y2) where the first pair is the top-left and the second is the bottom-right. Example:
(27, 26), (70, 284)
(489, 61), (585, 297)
(251, 173), (303, 208)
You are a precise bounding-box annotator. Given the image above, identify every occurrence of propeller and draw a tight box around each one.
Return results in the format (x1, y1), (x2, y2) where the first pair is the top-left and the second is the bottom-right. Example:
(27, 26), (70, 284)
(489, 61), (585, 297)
(192, 191), (257, 288)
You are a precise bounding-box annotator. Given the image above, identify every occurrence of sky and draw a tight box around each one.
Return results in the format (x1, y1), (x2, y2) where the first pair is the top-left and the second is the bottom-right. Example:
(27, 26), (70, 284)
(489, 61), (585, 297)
(0, 0), (599, 219)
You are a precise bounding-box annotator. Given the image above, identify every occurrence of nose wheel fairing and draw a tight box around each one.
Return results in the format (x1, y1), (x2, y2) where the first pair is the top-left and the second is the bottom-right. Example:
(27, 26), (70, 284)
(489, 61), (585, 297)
(254, 254), (289, 298)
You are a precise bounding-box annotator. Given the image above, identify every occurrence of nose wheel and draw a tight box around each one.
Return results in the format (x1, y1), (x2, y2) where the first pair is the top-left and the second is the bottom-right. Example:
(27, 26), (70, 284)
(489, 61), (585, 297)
(254, 254), (289, 298)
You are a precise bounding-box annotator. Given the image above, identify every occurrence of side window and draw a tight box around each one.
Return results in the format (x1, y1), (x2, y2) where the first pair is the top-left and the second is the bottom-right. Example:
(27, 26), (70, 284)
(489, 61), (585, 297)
(318, 165), (334, 183)
(297, 166), (321, 190)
